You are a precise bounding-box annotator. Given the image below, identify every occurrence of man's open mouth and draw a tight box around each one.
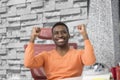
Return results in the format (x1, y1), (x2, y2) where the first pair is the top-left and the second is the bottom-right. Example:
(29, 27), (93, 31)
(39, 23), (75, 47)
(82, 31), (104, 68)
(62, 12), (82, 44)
(57, 39), (65, 43)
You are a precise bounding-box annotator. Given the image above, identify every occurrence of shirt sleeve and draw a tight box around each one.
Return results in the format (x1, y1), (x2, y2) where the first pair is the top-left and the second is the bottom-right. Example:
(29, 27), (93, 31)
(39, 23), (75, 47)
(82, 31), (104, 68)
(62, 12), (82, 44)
(24, 42), (45, 68)
(81, 40), (96, 66)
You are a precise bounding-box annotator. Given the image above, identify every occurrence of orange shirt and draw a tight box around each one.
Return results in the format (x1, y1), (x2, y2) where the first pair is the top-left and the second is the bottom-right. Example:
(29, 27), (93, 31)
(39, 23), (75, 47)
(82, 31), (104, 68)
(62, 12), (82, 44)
(24, 40), (96, 80)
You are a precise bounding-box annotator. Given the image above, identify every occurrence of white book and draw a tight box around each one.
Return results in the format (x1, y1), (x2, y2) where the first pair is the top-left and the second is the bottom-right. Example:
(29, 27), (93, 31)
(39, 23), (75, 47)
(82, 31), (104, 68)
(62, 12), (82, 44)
(82, 73), (111, 80)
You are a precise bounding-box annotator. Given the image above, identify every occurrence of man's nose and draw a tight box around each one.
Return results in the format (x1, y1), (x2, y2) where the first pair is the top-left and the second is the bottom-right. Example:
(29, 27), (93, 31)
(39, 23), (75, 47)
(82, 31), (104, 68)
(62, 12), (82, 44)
(58, 32), (63, 37)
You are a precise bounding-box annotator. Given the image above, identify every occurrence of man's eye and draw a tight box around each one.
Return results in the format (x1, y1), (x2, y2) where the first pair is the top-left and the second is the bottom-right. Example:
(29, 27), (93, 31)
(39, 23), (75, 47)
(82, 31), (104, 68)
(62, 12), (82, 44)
(54, 32), (58, 34)
(62, 31), (67, 34)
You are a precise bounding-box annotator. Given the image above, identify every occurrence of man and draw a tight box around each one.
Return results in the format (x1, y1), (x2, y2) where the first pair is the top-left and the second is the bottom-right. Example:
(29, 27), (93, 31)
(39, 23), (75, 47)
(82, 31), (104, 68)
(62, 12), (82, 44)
(24, 22), (96, 80)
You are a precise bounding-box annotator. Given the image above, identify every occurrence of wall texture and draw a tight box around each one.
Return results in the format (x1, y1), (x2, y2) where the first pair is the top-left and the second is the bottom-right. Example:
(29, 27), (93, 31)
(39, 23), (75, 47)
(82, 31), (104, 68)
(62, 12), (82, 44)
(0, 0), (120, 80)
(88, 0), (120, 67)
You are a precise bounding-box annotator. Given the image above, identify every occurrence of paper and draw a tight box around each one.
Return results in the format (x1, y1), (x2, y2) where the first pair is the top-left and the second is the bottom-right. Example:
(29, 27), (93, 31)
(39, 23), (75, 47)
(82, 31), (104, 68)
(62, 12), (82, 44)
(82, 73), (111, 80)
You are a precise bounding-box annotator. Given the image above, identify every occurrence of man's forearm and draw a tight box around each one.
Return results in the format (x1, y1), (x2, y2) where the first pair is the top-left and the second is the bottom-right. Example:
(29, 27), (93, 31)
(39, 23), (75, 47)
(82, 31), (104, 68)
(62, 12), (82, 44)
(30, 36), (35, 43)
(82, 34), (89, 40)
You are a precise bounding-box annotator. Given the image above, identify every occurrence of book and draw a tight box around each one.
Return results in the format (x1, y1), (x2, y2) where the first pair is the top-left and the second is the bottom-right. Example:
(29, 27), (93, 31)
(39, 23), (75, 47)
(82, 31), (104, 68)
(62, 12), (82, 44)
(82, 73), (111, 80)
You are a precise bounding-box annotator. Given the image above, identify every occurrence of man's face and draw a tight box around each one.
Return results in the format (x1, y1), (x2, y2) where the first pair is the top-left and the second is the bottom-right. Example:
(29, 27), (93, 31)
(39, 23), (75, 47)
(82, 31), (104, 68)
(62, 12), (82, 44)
(52, 25), (70, 47)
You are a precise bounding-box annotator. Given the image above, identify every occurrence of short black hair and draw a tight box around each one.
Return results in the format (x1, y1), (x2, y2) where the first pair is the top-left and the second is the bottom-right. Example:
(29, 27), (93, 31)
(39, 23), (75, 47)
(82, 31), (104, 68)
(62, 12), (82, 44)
(52, 22), (69, 34)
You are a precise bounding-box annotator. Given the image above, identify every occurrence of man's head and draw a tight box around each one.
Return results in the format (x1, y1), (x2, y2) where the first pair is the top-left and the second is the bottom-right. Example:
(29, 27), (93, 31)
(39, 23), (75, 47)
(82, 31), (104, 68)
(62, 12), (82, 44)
(52, 22), (70, 47)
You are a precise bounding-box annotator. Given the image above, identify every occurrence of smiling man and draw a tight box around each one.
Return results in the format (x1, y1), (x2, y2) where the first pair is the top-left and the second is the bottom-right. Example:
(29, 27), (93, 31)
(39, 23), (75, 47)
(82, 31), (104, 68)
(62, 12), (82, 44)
(24, 22), (96, 80)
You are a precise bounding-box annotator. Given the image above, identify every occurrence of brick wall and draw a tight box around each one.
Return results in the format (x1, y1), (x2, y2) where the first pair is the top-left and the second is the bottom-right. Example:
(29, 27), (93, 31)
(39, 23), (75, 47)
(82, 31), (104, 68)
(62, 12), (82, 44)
(0, 0), (88, 79)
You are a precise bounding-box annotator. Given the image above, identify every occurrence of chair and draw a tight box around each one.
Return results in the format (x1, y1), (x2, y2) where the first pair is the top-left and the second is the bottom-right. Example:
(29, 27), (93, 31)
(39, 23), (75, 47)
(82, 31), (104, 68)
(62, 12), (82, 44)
(24, 28), (77, 80)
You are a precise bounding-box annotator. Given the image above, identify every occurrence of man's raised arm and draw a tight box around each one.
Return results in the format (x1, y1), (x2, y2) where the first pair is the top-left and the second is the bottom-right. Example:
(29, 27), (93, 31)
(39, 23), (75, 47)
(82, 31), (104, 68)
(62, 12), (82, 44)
(24, 27), (44, 68)
(77, 24), (96, 65)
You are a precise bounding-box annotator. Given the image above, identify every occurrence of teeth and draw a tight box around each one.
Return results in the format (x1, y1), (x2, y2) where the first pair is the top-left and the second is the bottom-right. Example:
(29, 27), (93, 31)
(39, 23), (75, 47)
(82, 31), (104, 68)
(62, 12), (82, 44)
(58, 39), (64, 42)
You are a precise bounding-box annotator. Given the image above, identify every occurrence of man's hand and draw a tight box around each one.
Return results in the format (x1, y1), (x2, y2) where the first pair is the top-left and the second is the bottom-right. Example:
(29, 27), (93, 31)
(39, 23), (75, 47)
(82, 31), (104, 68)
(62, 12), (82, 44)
(30, 27), (41, 43)
(77, 24), (89, 40)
